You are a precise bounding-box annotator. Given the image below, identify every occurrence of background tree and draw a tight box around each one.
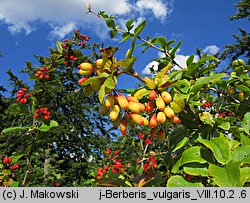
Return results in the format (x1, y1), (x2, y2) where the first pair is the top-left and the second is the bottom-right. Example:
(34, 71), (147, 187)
(221, 0), (250, 64)
(0, 35), (116, 186)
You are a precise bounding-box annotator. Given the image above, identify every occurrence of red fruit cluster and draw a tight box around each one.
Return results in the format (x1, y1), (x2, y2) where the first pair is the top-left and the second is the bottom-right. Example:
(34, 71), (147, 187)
(138, 132), (144, 139)
(34, 107), (51, 120)
(3, 156), (12, 165)
(62, 31), (90, 65)
(145, 138), (152, 145)
(203, 101), (211, 108)
(16, 88), (29, 104)
(97, 148), (127, 180)
(143, 155), (157, 172)
(104, 148), (111, 155)
(10, 163), (19, 170)
(35, 67), (50, 79)
(218, 111), (232, 117)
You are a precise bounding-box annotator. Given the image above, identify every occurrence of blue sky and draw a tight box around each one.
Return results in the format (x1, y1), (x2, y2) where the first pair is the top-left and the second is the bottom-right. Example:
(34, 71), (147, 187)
(0, 0), (249, 93)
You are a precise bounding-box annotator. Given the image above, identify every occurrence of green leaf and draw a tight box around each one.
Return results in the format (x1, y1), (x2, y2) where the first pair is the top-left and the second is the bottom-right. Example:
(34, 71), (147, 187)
(197, 136), (231, 165)
(104, 77), (116, 90)
(172, 146), (207, 173)
(35, 120), (58, 132)
(126, 19), (134, 31)
(105, 19), (115, 29)
(173, 94), (185, 109)
(98, 85), (106, 104)
(218, 121), (230, 130)
(110, 30), (117, 39)
(134, 20), (146, 35)
(240, 167), (250, 184)
(120, 33), (133, 43)
(81, 73), (110, 87)
(172, 137), (189, 152)
(186, 54), (195, 67)
(1, 126), (30, 134)
(10, 181), (19, 187)
(8, 103), (30, 115)
(97, 172), (132, 187)
(190, 73), (227, 94)
(208, 161), (242, 187)
(231, 145), (250, 164)
(173, 79), (190, 93)
(167, 175), (204, 187)
(133, 87), (150, 100)
(170, 41), (182, 58)
(170, 102), (182, 113)
(131, 20), (146, 53)
(11, 154), (24, 163)
(144, 77), (156, 89)
(183, 163), (209, 177)
(199, 112), (214, 125)
(155, 37), (167, 49)
(56, 41), (63, 53)
(242, 112), (250, 134)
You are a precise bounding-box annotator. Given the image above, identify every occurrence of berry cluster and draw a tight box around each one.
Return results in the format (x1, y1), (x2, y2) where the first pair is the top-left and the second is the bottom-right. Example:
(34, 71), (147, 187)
(35, 67), (50, 79)
(218, 111), (233, 117)
(2, 156), (19, 170)
(16, 88), (29, 104)
(3, 156), (12, 165)
(138, 132), (152, 145)
(34, 107), (51, 120)
(96, 148), (126, 180)
(62, 30), (90, 65)
(143, 155), (157, 172)
(203, 101), (211, 108)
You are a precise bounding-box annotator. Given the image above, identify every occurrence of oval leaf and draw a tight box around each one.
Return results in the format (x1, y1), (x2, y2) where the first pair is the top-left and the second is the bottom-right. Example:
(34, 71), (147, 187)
(167, 175), (204, 187)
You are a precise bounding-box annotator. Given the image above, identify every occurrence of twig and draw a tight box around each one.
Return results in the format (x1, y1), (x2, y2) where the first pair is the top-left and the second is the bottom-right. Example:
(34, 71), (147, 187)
(87, 7), (183, 69)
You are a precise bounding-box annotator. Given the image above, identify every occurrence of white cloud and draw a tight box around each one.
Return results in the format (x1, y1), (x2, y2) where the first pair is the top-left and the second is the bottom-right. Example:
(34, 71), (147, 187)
(202, 45), (220, 55)
(136, 0), (173, 21)
(142, 50), (200, 74)
(0, 0), (175, 39)
(49, 22), (76, 40)
(142, 61), (159, 75)
(174, 54), (199, 69)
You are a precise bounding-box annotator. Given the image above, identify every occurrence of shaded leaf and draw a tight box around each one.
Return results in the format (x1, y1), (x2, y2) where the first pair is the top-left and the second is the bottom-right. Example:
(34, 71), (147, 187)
(1, 126), (30, 134)
(35, 120), (58, 132)
(183, 163), (209, 177)
(231, 145), (250, 164)
(134, 87), (150, 99)
(208, 161), (242, 187)
(197, 136), (231, 165)
(167, 175), (204, 187)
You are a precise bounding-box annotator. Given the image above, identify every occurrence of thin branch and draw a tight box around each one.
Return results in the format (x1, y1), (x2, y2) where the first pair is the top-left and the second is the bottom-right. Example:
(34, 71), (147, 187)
(87, 8), (183, 69)
(117, 70), (145, 84)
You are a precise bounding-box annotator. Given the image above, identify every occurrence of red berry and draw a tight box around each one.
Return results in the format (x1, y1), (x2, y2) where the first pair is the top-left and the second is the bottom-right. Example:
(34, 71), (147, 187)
(3, 156), (9, 165)
(64, 38), (69, 42)
(45, 75), (50, 80)
(75, 29), (80, 33)
(10, 163), (19, 170)
(62, 44), (67, 49)
(138, 132), (144, 139)
(145, 138), (152, 145)
(24, 93), (29, 98)
(114, 150), (119, 155)
(104, 148), (111, 155)
(43, 115), (50, 120)
(149, 90), (157, 100)
(8, 157), (12, 164)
